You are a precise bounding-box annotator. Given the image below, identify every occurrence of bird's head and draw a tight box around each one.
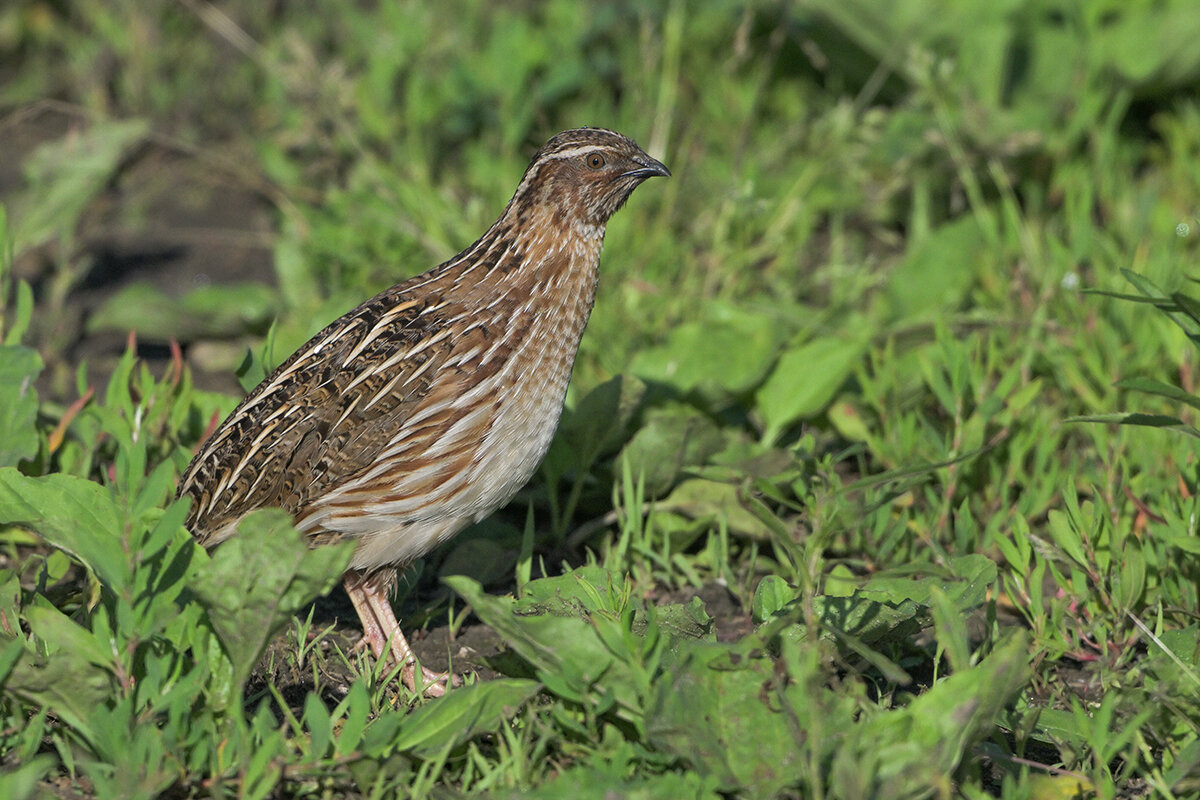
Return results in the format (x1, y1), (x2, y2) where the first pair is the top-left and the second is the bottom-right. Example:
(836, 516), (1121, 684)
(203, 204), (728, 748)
(511, 127), (670, 232)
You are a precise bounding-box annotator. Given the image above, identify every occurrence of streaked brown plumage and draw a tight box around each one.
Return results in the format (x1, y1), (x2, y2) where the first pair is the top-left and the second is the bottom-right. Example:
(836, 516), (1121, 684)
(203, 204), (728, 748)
(178, 128), (669, 694)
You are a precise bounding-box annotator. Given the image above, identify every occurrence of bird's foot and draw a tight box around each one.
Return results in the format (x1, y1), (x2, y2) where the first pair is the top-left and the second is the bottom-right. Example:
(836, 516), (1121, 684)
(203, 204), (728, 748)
(345, 572), (462, 697)
(403, 662), (463, 697)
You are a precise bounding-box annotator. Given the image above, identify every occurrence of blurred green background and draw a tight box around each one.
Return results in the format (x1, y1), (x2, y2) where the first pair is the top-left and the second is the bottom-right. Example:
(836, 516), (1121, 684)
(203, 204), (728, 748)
(3, 1), (1200, 797)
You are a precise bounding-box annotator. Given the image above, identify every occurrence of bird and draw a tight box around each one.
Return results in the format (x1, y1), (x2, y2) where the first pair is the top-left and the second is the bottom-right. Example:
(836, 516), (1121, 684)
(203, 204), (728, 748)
(177, 127), (669, 695)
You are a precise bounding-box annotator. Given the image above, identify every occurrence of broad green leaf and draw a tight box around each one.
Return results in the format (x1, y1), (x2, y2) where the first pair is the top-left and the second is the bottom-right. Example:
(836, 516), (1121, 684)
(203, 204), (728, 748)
(544, 374), (647, 480)
(751, 575), (796, 623)
(830, 633), (1030, 799)
(514, 565), (621, 617)
(304, 692), (333, 760)
(812, 592), (923, 649)
(1164, 533), (1200, 555)
(0, 346), (41, 467)
(0, 754), (55, 800)
(618, 404), (726, 497)
(11, 119), (149, 258)
(647, 637), (846, 795)
(2, 639), (113, 748)
(391, 678), (541, 758)
(87, 281), (278, 341)
(448, 576), (644, 720)
(190, 509), (353, 688)
(1045, 508), (1091, 568)
(438, 532), (517, 588)
(657, 478), (776, 541)
(772, 556), (997, 655)
(23, 601), (114, 673)
(827, 399), (873, 443)
(0, 469), (127, 588)
(561, 374), (646, 456)
(629, 302), (783, 400)
(857, 554), (996, 609)
(0, 636), (24, 685)
(450, 575), (612, 698)
(652, 597), (714, 647)
(886, 216), (985, 318)
(756, 334), (869, 443)
(507, 766), (721, 800)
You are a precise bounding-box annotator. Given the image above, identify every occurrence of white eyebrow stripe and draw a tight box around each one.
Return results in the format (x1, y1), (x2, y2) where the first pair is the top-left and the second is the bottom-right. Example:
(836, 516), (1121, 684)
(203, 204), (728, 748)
(546, 144), (607, 161)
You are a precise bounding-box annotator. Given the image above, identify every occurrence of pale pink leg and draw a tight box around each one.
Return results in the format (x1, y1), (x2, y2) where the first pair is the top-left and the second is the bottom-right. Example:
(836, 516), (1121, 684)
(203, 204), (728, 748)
(342, 574), (456, 696)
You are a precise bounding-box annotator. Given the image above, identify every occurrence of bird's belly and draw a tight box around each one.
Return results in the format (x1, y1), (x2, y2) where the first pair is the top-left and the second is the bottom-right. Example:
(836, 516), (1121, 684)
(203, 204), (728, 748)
(461, 372), (568, 518)
(314, 344), (576, 572)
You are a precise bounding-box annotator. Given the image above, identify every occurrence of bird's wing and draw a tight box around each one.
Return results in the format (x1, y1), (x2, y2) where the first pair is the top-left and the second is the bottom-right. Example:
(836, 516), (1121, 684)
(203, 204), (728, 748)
(179, 284), (460, 545)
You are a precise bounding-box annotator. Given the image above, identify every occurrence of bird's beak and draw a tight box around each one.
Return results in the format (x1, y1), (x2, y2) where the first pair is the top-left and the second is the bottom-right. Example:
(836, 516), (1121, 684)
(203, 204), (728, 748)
(622, 154), (671, 180)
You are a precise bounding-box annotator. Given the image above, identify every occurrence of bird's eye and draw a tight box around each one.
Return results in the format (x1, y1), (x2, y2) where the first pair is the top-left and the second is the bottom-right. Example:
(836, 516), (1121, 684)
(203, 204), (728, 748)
(586, 153), (605, 170)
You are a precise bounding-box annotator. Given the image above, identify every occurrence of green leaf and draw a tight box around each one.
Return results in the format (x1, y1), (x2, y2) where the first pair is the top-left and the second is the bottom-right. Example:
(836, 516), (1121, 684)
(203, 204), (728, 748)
(1171, 290), (1200, 332)
(334, 681), (371, 757)
(448, 576), (644, 721)
(886, 216), (985, 318)
(652, 597), (714, 647)
(87, 281), (278, 341)
(3, 279), (34, 347)
(1115, 545), (1146, 611)
(0, 754), (55, 800)
(756, 335), (869, 443)
(23, 601), (114, 673)
(11, 119), (149, 258)
(0, 346), (41, 467)
(618, 404), (726, 497)
(1115, 377), (1200, 412)
(1119, 268), (1168, 300)
(929, 587), (972, 673)
(513, 565), (622, 617)
(830, 633), (1030, 799)
(857, 554), (996, 609)
(304, 693), (333, 760)
(1163, 533), (1200, 555)
(658, 478), (776, 541)
(544, 374), (647, 479)
(629, 302), (784, 400)
(1046, 508), (1091, 568)
(1067, 412), (1200, 439)
(0, 469), (127, 588)
(779, 556), (997, 658)
(751, 575), (796, 624)
(647, 638), (842, 795)
(236, 322), (280, 392)
(450, 575), (610, 695)
(510, 765), (721, 800)
(0, 636), (25, 685)
(438, 532), (517, 588)
(2, 638), (113, 748)
(391, 678), (541, 758)
(190, 509), (353, 688)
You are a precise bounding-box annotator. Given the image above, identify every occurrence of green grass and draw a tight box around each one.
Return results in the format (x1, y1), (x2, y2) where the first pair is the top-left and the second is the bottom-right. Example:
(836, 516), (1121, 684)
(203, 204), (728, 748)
(3, 0), (1200, 797)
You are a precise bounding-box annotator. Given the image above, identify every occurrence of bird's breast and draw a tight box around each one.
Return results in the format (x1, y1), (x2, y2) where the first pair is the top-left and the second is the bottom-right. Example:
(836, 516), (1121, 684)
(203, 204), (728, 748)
(454, 246), (601, 517)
